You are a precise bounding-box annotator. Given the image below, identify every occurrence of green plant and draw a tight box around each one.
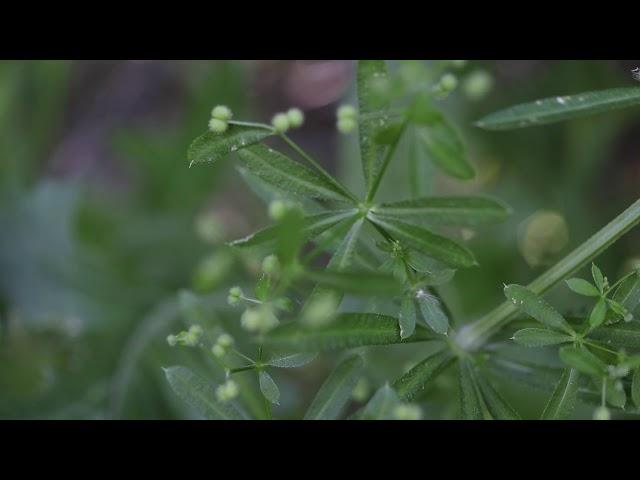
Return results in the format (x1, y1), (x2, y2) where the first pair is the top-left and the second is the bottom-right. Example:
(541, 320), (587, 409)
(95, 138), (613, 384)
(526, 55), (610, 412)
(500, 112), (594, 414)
(164, 60), (640, 420)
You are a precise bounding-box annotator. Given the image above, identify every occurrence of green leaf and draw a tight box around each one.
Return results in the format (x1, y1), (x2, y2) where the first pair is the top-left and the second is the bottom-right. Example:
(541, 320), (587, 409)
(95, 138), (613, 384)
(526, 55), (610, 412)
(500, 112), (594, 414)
(606, 377), (626, 409)
(512, 328), (574, 347)
(229, 210), (356, 249)
(163, 366), (246, 420)
(592, 263), (605, 293)
(258, 371), (280, 405)
(188, 126), (273, 166)
(458, 359), (485, 419)
(372, 196), (510, 226)
(399, 296), (417, 339)
(540, 368), (579, 420)
(304, 354), (364, 420)
(368, 216), (476, 268)
(357, 60), (389, 194)
(416, 290), (449, 335)
(255, 273), (271, 302)
(392, 350), (454, 401)
(565, 278), (600, 297)
(588, 322), (640, 349)
(476, 87), (640, 131)
(416, 113), (475, 180)
(359, 384), (401, 420)
(632, 368), (640, 408)
(476, 373), (521, 420)
(265, 353), (318, 369)
(559, 346), (606, 377)
(265, 313), (441, 352)
(589, 298), (608, 328)
(503, 284), (573, 334)
(327, 217), (365, 271)
(236, 145), (353, 203)
(609, 271), (640, 319)
(374, 120), (404, 145)
(303, 269), (402, 296)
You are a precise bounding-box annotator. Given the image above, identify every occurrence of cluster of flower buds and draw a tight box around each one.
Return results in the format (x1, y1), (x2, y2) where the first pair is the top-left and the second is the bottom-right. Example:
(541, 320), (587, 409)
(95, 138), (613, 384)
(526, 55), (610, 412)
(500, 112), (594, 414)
(271, 108), (305, 133)
(268, 199), (302, 221)
(208, 105), (233, 134)
(261, 254), (280, 277)
(216, 379), (239, 402)
(336, 104), (357, 134)
(240, 305), (279, 334)
(227, 286), (243, 306)
(211, 333), (235, 358)
(166, 324), (204, 348)
(433, 73), (458, 98)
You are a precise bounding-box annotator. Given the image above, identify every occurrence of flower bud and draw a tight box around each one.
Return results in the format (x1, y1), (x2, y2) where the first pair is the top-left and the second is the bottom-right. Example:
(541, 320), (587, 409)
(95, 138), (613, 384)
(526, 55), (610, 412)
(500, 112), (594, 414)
(166, 334), (177, 347)
(208, 118), (228, 134)
(271, 113), (290, 133)
(227, 286), (243, 306)
(268, 200), (289, 221)
(211, 344), (226, 358)
(216, 379), (239, 402)
(393, 404), (423, 420)
(286, 108), (305, 128)
(217, 333), (234, 348)
(593, 406), (611, 420)
(337, 104), (357, 120)
(463, 70), (494, 100)
(439, 73), (458, 92)
(262, 254), (280, 276)
(337, 117), (357, 134)
(211, 105), (233, 121)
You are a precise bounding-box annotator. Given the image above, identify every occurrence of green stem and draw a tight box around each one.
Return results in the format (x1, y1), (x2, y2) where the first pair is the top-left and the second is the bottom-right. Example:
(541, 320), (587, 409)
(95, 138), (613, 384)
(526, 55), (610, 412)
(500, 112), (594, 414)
(279, 134), (359, 203)
(227, 120), (275, 131)
(456, 198), (640, 351)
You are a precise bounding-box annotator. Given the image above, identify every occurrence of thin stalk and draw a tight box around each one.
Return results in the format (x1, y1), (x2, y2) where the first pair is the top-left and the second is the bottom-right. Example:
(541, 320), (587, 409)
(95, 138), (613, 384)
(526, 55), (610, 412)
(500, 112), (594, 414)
(456, 198), (640, 351)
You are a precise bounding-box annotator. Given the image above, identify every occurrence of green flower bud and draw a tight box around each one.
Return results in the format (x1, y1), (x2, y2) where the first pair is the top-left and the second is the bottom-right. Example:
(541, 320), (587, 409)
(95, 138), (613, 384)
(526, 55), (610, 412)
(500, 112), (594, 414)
(286, 108), (304, 128)
(463, 70), (494, 100)
(593, 406), (611, 420)
(227, 286), (243, 306)
(301, 291), (339, 327)
(262, 254), (280, 276)
(211, 105), (233, 121)
(337, 117), (357, 134)
(216, 379), (239, 402)
(268, 200), (288, 221)
(271, 113), (290, 133)
(208, 118), (228, 134)
(439, 73), (458, 92)
(211, 344), (226, 358)
(195, 214), (223, 244)
(217, 333), (234, 348)
(519, 211), (569, 268)
(393, 404), (423, 420)
(166, 334), (178, 347)
(351, 378), (370, 402)
(241, 306), (278, 333)
(337, 104), (357, 120)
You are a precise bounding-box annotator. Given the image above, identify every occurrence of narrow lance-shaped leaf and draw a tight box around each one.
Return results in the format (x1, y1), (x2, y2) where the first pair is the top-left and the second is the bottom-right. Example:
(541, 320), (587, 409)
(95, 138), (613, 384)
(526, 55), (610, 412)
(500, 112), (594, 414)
(228, 209), (356, 249)
(565, 278), (600, 297)
(164, 366), (246, 420)
(559, 346), (606, 377)
(399, 296), (417, 339)
(392, 349), (454, 401)
(476, 87), (640, 131)
(372, 196), (510, 226)
(237, 145), (353, 202)
(458, 359), (486, 420)
(258, 371), (280, 405)
(265, 313), (441, 352)
(265, 353), (318, 369)
(416, 290), (449, 335)
(476, 373), (521, 420)
(541, 368), (579, 420)
(589, 297), (608, 328)
(512, 328), (574, 347)
(588, 322), (640, 350)
(503, 284), (573, 334)
(188, 126), (273, 166)
(357, 60), (389, 194)
(359, 384), (401, 420)
(368, 215), (476, 268)
(592, 263), (605, 292)
(304, 355), (364, 420)
(416, 113), (475, 180)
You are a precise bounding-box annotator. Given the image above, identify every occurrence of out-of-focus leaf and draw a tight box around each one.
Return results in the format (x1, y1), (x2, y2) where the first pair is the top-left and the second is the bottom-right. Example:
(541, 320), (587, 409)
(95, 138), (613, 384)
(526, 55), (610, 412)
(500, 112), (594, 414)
(559, 346), (606, 377)
(164, 366), (246, 420)
(368, 216), (476, 268)
(228, 210), (356, 249)
(503, 284), (573, 334)
(458, 359), (485, 419)
(588, 322), (640, 350)
(357, 60), (389, 195)
(476, 87), (640, 130)
(265, 313), (441, 351)
(476, 373), (520, 420)
(304, 355), (364, 420)
(512, 328), (574, 347)
(606, 377), (626, 408)
(258, 371), (280, 405)
(416, 291), (449, 335)
(265, 353), (318, 369)
(303, 270), (403, 296)
(541, 368), (579, 420)
(416, 113), (475, 180)
(392, 350), (454, 400)
(187, 126), (272, 166)
(359, 384), (401, 420)
(372, 196), (510, 226)
(237, 145), (353, 202)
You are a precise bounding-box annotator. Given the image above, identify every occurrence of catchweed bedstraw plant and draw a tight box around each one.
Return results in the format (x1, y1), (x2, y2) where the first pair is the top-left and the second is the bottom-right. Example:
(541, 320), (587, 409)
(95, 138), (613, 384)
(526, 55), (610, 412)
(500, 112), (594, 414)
(164, 61), (640, 420)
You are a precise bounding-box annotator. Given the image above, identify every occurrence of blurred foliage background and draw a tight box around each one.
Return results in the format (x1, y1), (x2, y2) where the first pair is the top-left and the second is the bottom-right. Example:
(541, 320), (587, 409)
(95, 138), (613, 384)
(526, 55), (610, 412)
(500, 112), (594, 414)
(1, 60), (639, 419)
